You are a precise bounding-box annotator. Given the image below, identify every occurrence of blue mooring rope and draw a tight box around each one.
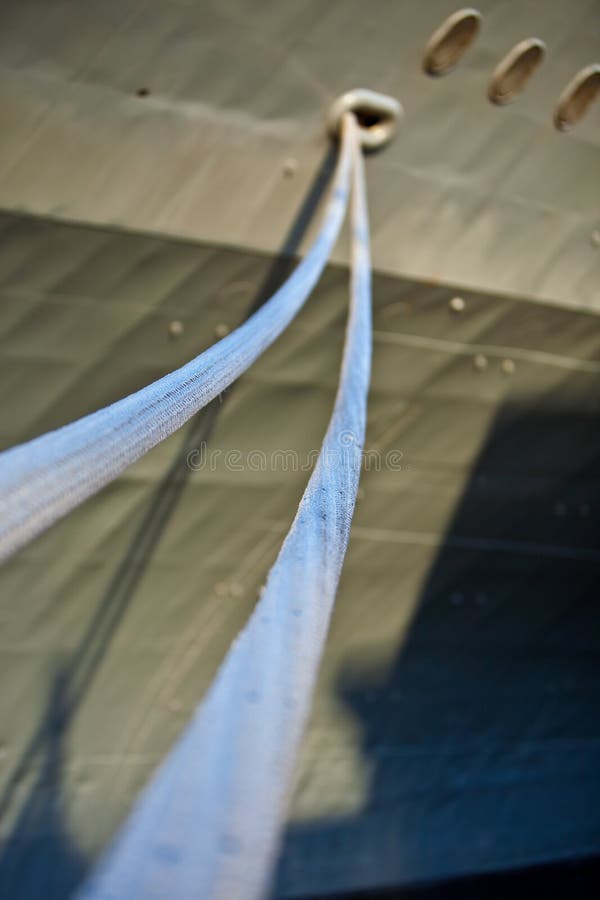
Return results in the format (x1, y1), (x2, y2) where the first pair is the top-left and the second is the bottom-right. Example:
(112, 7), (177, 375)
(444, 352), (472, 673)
(77, 113), (372, 900)
(0, 122), (353, 563)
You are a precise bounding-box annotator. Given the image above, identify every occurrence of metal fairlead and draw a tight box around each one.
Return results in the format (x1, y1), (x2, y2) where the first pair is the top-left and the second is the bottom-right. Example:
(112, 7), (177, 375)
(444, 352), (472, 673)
(327, 89), (402, 151)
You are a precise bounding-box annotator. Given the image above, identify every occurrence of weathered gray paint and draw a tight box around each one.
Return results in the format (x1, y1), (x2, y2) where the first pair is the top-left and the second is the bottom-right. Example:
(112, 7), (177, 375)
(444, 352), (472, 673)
(0, 211), (598, 897)
(0, 0), (599, 311)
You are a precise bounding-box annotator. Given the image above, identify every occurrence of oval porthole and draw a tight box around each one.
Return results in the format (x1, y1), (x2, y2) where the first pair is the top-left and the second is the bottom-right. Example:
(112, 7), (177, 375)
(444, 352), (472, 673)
(554, 64), (600, 131)
(488, 38), (546, 105)
(422, 8), (482, 77)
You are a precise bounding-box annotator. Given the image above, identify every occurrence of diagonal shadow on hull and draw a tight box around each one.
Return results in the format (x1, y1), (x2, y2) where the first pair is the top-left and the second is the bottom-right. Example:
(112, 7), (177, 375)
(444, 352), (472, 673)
(273, 373), (600, 897)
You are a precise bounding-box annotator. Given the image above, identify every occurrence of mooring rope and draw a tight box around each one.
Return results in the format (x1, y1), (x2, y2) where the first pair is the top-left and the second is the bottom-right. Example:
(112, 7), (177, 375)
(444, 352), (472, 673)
(77, 113), (372, 900)
(0, 123), (353, 563)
